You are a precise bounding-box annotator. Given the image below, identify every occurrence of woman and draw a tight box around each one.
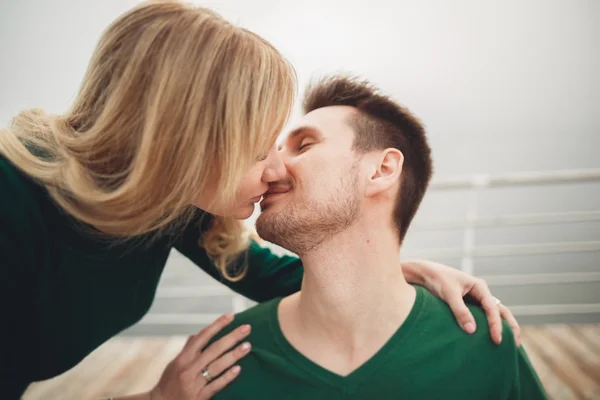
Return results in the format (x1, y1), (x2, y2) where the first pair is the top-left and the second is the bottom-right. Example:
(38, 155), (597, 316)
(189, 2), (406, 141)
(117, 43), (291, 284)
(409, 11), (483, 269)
(0, 1), (519, 399)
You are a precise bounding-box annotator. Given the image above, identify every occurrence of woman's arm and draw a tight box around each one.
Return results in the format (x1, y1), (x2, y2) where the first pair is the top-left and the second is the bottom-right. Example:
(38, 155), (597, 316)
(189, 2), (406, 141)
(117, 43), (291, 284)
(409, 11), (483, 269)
(0, 243), (35, 399)
(174, 226), (302, 303)
(0, 161), (45, 399)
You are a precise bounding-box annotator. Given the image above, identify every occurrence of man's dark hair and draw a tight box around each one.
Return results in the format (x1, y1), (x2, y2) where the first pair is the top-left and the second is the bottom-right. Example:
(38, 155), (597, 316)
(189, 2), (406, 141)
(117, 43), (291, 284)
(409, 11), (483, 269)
(303, 76), (433, 243)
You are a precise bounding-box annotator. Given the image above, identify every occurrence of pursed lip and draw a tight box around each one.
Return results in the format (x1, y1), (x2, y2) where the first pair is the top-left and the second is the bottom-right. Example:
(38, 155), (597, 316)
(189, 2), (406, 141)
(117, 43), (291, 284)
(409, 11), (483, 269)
(249, 188), (270, 203)
(260, 184), (292, 208)
(264, 183), (292, 197)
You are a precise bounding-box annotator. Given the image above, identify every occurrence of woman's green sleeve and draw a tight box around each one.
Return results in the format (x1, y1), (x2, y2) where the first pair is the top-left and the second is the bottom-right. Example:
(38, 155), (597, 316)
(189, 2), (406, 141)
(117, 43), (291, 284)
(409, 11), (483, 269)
(174, 223), (303, 302)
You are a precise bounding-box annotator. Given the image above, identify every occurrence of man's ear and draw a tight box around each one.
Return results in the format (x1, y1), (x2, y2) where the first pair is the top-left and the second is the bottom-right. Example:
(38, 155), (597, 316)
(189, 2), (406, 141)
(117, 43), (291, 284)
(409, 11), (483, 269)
(365, 148), (404, 197)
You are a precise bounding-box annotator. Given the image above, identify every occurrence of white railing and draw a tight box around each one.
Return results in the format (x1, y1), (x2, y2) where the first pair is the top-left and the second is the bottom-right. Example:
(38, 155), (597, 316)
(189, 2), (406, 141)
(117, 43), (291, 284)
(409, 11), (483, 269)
(420, 169), (600, 276)
(139, 168), (600, 326)
(429, 169), (600, 190)
(412, 210), (600, 231)
(413, 168), (600, 318)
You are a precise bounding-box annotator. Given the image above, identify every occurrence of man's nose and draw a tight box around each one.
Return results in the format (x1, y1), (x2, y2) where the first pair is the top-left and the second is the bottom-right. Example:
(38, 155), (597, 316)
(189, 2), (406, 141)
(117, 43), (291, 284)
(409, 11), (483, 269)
(262, 148), (287, 182)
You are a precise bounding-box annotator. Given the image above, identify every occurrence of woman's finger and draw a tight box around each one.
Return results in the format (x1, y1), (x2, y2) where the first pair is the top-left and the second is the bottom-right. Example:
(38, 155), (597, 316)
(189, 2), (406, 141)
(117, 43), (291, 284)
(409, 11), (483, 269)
(469, 280), (503, 345)
(201, 341), (251, 381)
(196, 324), (252, 370)
(444, 288), (477, 334)
(180, 313), (235, 365)
(499, 304), (521, 347)
(198, 365), (242, 400)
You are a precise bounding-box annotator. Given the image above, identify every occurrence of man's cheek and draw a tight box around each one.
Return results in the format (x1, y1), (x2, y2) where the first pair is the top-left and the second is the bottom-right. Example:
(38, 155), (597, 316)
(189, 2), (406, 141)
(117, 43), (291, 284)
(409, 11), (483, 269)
(294, 155), (329, 185)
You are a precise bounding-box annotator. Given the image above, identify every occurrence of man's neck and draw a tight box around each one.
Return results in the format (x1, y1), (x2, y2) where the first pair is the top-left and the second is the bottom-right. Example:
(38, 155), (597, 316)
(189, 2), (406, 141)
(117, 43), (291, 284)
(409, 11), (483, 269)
(278, 220), (416, 375)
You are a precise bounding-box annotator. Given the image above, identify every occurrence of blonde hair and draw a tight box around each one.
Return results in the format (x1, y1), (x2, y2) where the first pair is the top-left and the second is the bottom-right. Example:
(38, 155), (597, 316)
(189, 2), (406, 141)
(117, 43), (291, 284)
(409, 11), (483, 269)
(0, 0), (296, 279)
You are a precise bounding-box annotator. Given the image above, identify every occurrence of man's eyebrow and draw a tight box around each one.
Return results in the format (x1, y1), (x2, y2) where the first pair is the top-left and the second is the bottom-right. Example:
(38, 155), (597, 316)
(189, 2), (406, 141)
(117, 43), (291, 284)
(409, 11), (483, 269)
(278, 126), (319, 150)
(286, 126), (322, 142)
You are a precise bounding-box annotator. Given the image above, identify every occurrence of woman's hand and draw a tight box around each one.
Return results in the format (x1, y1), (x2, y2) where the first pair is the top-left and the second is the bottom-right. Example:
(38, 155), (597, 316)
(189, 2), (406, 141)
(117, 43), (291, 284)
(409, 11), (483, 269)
(401, 259), (521, 347)
(150, 312), (252, 400)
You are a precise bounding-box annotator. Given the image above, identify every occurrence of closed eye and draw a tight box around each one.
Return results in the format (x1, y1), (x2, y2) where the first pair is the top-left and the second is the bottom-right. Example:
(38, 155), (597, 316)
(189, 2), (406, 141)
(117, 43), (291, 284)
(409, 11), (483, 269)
(298, 136), (316, 152)
(298, 142), (313, 152)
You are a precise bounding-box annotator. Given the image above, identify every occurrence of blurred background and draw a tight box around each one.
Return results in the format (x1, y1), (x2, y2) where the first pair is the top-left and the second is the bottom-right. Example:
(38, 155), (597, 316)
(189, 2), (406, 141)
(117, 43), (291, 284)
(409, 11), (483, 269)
(1, 0), (598, 399)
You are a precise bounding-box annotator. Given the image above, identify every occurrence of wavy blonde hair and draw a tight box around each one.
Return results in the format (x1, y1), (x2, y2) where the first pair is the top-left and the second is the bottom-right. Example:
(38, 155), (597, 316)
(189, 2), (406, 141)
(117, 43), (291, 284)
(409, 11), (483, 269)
(0, 0), (296, 279)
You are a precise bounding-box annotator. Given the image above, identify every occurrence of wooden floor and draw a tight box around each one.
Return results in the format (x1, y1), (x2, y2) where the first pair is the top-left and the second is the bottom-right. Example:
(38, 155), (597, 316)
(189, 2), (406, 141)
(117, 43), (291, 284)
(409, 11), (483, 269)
(23, 324), (600, 400)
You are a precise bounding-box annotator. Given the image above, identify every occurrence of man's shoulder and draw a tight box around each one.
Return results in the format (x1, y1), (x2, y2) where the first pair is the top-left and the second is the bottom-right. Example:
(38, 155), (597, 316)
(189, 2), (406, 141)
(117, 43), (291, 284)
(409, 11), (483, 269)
(393, 287), (521, 397)
(419, 286), (514, 340)
(234, 298), (279, 327)
(419, 290), (546, 398)
(211, 298), (281, 345)
(416, 286), (518, 362)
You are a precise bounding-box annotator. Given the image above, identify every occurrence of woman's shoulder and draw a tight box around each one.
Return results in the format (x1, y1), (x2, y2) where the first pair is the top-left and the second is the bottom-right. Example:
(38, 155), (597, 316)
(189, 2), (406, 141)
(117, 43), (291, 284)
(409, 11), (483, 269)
(0, 154), (44, 215)
(0, 154), (48, 272)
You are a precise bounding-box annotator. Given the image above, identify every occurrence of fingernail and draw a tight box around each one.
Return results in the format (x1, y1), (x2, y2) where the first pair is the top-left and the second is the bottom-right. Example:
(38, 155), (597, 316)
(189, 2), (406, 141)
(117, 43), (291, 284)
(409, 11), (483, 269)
(241, 342), (251, 352)
(232, 365), (241, 375)
(463, 322), (476, 334)
(225, 312), (235, 320)
(240, 324), (251, 334)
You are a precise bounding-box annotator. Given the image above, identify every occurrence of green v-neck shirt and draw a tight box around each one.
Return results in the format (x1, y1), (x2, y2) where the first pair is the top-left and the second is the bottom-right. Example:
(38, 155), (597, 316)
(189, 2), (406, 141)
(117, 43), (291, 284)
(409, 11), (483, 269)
(0, 155), (304, 399)
(213, 286), (547, 400)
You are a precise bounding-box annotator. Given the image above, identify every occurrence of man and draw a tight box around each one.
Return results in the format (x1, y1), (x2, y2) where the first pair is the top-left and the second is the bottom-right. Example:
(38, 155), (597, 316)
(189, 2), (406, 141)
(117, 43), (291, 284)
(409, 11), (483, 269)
(209, 76), (547, 399)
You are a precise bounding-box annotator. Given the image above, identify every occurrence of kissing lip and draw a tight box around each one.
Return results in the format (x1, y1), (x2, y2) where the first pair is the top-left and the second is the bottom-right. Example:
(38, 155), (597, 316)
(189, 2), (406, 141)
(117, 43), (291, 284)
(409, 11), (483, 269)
(260, 187), (291, 209)
(249, 189), (270, 203)
(263, 185), (292, 198)
(262, 191), (287, 201)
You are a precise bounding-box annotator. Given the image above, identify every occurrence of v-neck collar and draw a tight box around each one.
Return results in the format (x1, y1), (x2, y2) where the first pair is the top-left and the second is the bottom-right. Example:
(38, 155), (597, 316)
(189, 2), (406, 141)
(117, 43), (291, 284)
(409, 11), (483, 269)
(268, 285), (427, 392)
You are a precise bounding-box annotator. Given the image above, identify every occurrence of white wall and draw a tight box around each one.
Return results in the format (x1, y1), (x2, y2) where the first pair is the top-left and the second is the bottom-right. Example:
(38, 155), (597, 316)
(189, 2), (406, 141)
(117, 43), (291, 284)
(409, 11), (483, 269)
(1, 0), (598, 176)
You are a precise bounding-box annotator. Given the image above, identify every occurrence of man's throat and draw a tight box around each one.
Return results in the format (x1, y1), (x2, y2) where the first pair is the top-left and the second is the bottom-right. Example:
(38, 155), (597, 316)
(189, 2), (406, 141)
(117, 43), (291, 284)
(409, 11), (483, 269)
(277, 283), (417, 376)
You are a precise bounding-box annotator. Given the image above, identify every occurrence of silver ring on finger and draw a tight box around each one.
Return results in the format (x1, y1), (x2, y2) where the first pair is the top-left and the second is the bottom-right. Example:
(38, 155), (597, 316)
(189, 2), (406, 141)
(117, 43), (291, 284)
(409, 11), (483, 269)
(493, 296), (502, 306)
(202, 366), (214, 383)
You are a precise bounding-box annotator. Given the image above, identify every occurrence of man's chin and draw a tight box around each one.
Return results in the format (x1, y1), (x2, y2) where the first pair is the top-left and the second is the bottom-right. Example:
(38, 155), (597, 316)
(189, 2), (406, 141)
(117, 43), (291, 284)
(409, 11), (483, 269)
(255, 217), (274, 244)
(255, 210), (275, 230)
(255, 209), (286, 244)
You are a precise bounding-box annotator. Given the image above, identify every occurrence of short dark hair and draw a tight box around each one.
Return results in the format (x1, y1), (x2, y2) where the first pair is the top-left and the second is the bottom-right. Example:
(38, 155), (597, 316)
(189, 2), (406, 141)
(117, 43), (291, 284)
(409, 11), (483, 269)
(303, 75), (433, 243)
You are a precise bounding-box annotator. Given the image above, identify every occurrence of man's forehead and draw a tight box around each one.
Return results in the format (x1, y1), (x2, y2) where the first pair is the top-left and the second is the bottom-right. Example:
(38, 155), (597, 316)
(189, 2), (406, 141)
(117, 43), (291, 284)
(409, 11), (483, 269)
(283, 106), (356, 141)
